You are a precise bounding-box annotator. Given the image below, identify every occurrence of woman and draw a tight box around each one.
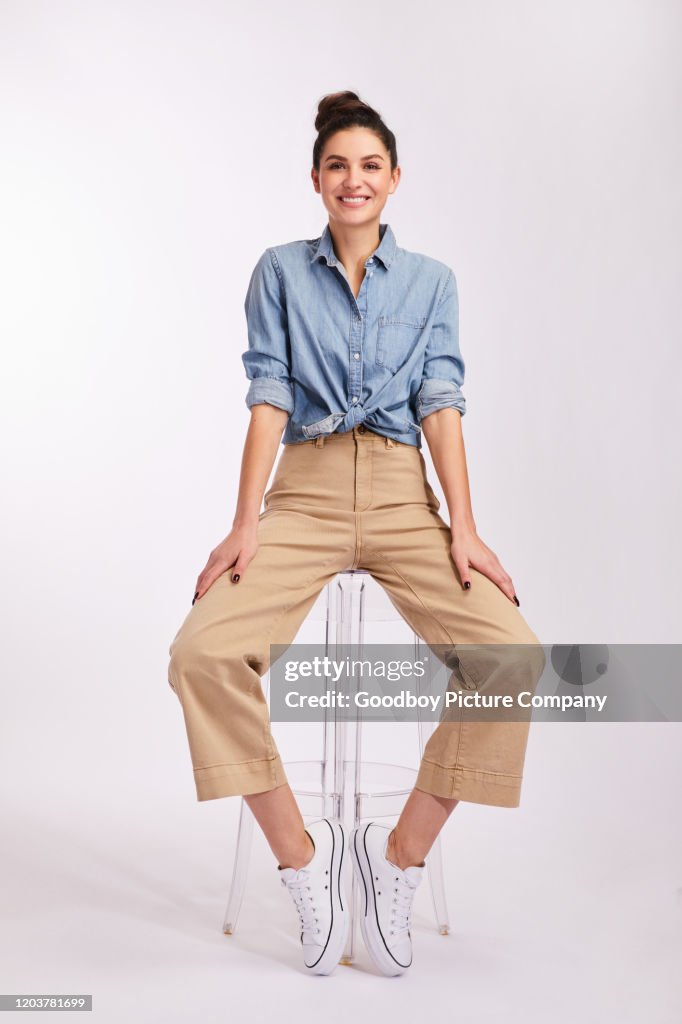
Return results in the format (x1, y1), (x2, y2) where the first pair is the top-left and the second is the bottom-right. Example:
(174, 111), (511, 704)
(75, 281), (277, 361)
(167, 91), (546, 978)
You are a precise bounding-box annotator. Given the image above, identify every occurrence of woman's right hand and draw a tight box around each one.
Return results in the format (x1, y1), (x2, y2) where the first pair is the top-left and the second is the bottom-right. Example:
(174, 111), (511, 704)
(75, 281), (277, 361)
(192, 523), (260, 604)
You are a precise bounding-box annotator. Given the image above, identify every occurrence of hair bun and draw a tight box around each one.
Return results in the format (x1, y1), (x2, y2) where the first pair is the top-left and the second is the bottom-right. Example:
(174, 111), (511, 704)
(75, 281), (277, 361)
(315, 90), (370, 133)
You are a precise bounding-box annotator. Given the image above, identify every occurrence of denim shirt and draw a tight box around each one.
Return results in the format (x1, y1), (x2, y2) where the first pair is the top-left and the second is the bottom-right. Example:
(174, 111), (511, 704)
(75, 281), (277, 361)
(241, 222), (466, 449)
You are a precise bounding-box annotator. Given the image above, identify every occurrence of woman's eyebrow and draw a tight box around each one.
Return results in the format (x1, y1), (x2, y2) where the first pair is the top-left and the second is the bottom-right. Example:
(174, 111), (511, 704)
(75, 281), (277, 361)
(324, 154), (385, 161)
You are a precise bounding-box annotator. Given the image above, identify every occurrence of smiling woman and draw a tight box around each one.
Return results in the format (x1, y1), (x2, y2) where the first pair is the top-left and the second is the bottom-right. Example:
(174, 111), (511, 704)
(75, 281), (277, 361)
(312, 92), (399, 230)
(167, 88), (544, 979)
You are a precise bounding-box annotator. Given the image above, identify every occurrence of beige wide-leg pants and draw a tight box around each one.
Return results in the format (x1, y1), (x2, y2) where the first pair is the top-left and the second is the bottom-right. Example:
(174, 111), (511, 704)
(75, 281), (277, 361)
(167, 426), (546, 809)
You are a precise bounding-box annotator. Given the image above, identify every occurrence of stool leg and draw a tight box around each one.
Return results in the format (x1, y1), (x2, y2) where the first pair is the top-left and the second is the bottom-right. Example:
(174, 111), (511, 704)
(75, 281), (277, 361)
(332, 570), (368, 965)
(324, 574), (353, 960)
(223, 797), (255, 934)
(427, 834), (451, 935)
(414, 635), (452, 936)
(323, 580), (340, 821)
(223, 670), (270, 935)
(348, 576), (367, 964)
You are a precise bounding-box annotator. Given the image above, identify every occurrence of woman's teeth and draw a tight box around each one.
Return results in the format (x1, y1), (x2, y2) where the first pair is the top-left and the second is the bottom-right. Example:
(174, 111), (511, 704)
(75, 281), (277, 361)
(339, 196), (370, 204)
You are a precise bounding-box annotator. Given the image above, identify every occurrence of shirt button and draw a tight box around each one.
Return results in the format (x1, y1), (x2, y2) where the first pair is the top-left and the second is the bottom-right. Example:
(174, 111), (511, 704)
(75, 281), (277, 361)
(352, 396), (358, 403)
(353, 353), (360, 360)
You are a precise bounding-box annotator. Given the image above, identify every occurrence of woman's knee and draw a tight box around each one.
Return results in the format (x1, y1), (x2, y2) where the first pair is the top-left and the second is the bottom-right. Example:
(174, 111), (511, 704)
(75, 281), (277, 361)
(519, 627), (546, 683)
(167, 625), (268, 696)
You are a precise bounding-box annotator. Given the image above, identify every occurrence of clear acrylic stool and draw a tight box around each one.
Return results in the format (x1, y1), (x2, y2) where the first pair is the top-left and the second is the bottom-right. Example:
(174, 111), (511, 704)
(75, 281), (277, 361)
(223, 569), (451, 964)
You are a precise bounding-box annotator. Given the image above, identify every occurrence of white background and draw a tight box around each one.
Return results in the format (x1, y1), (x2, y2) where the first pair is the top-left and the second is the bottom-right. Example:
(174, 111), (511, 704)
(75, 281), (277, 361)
(1, 1), (680, 1021)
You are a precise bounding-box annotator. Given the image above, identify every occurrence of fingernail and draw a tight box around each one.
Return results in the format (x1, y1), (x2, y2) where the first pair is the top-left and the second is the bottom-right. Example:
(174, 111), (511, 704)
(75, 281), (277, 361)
(513, 595), (520, 606)
(232, 574), (240, 583)
(192, 591), (199, 605)
(463, 581), (471, 590)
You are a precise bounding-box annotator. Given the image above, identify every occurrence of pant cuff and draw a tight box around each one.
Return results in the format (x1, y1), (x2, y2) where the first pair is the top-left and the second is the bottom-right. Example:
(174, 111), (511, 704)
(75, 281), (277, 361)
(194, 754), (288, 801)
(415, 759), (522, 808)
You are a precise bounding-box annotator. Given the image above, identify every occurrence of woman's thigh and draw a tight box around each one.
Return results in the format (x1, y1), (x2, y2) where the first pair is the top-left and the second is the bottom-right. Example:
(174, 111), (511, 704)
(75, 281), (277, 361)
(359, 501), (540, 648)
(168, 506), (356, 667)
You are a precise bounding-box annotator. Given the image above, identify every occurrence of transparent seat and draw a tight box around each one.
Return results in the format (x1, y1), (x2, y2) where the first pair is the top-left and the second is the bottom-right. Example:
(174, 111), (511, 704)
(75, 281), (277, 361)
(223, 569), (451, 964)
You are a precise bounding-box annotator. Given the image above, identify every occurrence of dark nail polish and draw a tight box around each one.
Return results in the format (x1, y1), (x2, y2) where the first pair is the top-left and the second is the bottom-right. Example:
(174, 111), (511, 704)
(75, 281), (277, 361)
(513, 595), (520, 606)
(232, 574), (240, 583)
(463, 581), (471, 590)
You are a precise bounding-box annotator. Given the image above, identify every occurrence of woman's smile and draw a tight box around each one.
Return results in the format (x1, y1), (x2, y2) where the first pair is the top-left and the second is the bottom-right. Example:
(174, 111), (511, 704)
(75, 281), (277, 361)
(337, 195), (372, 207)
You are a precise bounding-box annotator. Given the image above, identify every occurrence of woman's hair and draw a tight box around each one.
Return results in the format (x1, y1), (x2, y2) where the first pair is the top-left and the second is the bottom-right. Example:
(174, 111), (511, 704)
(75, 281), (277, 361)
(312, 90), (398, 172)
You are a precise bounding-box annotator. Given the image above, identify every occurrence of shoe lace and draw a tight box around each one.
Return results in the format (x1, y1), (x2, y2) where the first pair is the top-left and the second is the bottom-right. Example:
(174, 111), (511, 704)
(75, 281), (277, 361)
(389, 873), (419, 938)
(281, 869), (321, 942)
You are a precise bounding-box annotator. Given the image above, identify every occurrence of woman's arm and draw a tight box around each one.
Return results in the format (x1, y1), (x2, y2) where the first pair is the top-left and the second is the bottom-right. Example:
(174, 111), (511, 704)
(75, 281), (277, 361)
(421, 408), (476, 531)
(422, 408), (520, 606)
(192, 404), (288, 602)
(233, 405), (290, 527)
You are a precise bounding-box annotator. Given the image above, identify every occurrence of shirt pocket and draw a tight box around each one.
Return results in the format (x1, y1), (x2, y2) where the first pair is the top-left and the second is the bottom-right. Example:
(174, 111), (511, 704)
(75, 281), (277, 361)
(376, 314), (428, 373)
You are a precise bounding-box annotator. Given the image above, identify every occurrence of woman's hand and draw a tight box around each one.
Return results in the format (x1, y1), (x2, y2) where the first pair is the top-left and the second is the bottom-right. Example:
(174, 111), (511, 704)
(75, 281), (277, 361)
(192, 523), (260, 604)
(450, 524), (520, 606)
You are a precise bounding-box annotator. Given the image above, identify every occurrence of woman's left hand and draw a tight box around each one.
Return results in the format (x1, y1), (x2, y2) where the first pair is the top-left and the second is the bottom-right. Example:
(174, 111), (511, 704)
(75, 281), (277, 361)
(450, 524), (520, 606)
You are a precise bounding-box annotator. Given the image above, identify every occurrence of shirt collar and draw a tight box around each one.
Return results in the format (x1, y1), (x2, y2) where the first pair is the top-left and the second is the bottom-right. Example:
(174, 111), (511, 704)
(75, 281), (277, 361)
(310, 221), (397, 270)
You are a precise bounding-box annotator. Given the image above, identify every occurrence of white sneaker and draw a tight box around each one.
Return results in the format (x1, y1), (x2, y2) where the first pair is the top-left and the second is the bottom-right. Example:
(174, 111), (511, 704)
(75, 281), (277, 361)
(350, 821), (425, 976)
(278, 817), (349, 975)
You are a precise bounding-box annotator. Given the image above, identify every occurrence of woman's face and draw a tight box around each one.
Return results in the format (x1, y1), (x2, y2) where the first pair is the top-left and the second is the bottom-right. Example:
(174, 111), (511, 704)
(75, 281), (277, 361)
(313, 127), (400, 227)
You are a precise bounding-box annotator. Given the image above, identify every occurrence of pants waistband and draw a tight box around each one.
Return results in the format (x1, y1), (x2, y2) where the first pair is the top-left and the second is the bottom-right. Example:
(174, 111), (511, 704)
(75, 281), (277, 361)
(307, 426), (396, 449)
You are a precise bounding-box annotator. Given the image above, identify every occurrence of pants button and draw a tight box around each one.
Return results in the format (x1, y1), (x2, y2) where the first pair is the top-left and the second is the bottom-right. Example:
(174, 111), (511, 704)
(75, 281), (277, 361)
(358, 424), (366, 434)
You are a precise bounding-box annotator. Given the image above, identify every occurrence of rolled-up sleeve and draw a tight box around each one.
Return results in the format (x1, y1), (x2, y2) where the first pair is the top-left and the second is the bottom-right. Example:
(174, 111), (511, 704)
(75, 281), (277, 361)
(416, 269), (466, 421)
(241, 248), (295, 415)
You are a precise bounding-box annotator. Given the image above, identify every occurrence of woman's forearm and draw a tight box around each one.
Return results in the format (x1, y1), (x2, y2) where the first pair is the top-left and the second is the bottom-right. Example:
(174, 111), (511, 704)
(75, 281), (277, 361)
(232, 405), (289, 527)
(421, 408), (476, 531)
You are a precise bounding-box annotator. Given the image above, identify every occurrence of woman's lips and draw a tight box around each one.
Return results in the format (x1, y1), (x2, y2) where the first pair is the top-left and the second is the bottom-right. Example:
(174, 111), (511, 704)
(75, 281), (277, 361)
(337, 196), (371, 206)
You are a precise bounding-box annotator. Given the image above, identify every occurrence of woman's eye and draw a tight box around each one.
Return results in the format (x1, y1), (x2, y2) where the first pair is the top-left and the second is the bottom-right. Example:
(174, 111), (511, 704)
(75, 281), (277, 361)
(328, 162), (381, 171)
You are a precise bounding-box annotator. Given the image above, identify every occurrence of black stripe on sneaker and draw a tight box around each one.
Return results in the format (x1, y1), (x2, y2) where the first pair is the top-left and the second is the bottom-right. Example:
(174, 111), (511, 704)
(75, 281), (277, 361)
(362, 823), (411, 969)
(353, 826), (369, 916)
(337, 820), (345, 912)
(307, 818), (337, 970)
